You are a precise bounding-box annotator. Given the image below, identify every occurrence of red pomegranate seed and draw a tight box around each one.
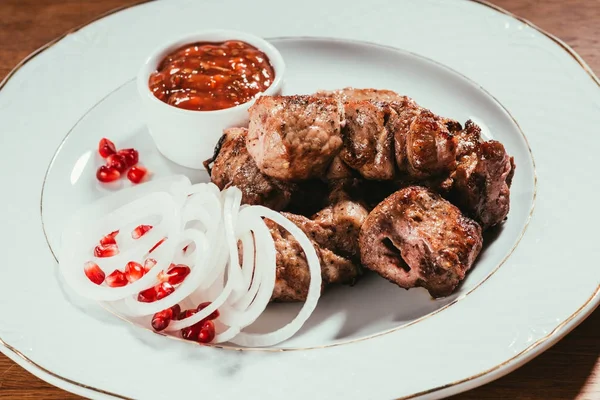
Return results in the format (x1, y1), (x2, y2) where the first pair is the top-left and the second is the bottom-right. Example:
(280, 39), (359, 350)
(164, 264), (190, 285)
(196, 302), (220, 320)
(96, 166), (121, 183)
(106, 154), (127, 173)
(132, 224), (153, 239)
(127, 165), (148, 184)
(84, 261), (105, 285)
(198, 320), (216, 343)
(171, 304), (181, 319)
(151, 311), (170, 331)
(99, 230), (119, 246)
(117, 148), (139, 168)
(94, 243), (119, 258)
(138, 286), (157, 303)
(106, 270), (128, 287)
(179, 309), (196, 320)
(180, 310), (200, 340)
(151, 305), (181, 332)
(125, 261), (145, 283)
(182, 245), (189, 253)
(148, 238), (166, 254)
(143, 258), (157, 272)
(98, 138), (116, 158)
(156, 282), (174, 300)
(137, 282), (174, 303)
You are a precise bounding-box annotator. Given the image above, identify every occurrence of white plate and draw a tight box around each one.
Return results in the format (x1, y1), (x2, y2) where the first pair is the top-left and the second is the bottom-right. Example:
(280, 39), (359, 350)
(0, 0), (599, 399)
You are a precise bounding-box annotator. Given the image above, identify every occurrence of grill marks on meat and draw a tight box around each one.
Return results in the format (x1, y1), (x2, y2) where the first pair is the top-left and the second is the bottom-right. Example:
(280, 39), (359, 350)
(401, 111), (458, 177)
(268, 212), (364, 302)
(247, 95), (343, 181)
(207, 127), (295, 210)
(268, 192), (368, 302)
(446, 120), (515, 228)
(320, 88), (461, 180)
(203, 88), (515, 300)
(360, 186), (483, 298)
(339, 100), (396, 180)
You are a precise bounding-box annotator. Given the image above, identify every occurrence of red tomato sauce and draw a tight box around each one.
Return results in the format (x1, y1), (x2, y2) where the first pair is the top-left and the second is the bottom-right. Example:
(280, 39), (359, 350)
(148, 41), (275, 111)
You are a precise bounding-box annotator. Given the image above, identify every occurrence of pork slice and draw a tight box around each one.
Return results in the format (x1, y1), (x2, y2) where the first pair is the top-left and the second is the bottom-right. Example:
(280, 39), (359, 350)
(339, 100), (396, 180)
(359, 186), (483, 298)
(267, 215), (359, 302)
(450, 139), (514, 229)
(247, 95), (343, 181)
(206, 127), (295, 210)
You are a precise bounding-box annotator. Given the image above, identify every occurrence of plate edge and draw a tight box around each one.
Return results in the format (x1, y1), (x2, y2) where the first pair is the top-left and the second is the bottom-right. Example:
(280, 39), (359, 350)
(0, 1), (598, 399)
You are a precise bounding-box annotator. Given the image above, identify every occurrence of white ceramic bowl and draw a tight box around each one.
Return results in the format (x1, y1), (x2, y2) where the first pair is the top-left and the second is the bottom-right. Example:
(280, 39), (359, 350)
(137, 30), (285, 169)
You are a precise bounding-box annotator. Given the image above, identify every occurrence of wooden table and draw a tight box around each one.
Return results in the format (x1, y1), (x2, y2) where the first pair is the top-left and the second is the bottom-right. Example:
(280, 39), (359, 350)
(0, 1), (598, 398)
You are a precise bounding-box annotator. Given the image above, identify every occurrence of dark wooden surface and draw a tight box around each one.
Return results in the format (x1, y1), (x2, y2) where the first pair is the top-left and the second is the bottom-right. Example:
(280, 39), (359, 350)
(0, 1), (598, 399)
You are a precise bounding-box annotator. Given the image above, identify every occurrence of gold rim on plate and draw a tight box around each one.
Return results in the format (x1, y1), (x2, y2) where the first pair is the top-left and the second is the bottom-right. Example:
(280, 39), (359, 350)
(0, 1), (598, 399)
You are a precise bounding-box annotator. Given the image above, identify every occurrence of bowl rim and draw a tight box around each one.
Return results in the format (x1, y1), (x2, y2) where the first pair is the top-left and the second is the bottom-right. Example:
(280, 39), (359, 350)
(136, 29), (286, 115)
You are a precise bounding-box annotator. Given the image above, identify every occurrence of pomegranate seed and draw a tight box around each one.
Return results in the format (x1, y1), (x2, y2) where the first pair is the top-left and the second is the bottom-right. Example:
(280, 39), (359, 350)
(132, 224), (153, 239)
(151, 311), (170, 331)
(198, 320), (216, 343)
(94, 243), (119, 258)
(196, 302), (220, 320)
(124, 261), (145, 283)
(143, 258), (157, 272)
(164, 264), (190, 285)
(180, 310), (200, 340)
(156, 282), (174, 300)
(106, 270), (128, 287)
(137, 282), (174, 303)
(148, 238), (166, 253)
(127, 165), (148, 184)
(138, 286), (157, 303)
(182, 245), (189, 253)
(151, 305), (180, 332)
(98, 138), (116, 158)
(96, 166), (121, 183)
(84, 261), (105, 285)
(99, 230), (119, 246)
(106, 154), (127, 173)
(117, 148), (139, 168)
(179, 309), (196, 320)
(171, 304), (181, 319)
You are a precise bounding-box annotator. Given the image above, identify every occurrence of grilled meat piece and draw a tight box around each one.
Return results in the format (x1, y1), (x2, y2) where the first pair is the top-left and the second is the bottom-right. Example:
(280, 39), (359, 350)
(339, 100), (396, 180)
(267, 213), (360, 302)
(326, 155), (355, 181)
(268, 192), (368, 302)
(449, 137), (514, 229)
(317, 87), (408, 103)
(310, 193), (369, 258)
(359, 186), (483, 298)
(397, 110), (458, 178)
(247, 95), (344, 181)
(319, 88), (460, 180)
(205, 127), (295, 210)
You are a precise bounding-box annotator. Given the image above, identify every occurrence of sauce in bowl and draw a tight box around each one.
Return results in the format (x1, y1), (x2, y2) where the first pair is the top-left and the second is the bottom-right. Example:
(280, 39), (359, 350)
(148, 41), (275, 111)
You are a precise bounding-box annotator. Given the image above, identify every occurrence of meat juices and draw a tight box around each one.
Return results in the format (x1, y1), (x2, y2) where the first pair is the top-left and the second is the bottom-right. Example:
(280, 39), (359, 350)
(359, 186), (483, 298)
(206, 127), (295, 211)
(247, 95), (344, 181)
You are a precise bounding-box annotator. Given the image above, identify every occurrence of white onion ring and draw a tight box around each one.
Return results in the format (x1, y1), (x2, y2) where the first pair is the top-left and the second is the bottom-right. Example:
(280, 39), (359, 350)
(60, 176), (322, 347)
(229, 207), (321, 347)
